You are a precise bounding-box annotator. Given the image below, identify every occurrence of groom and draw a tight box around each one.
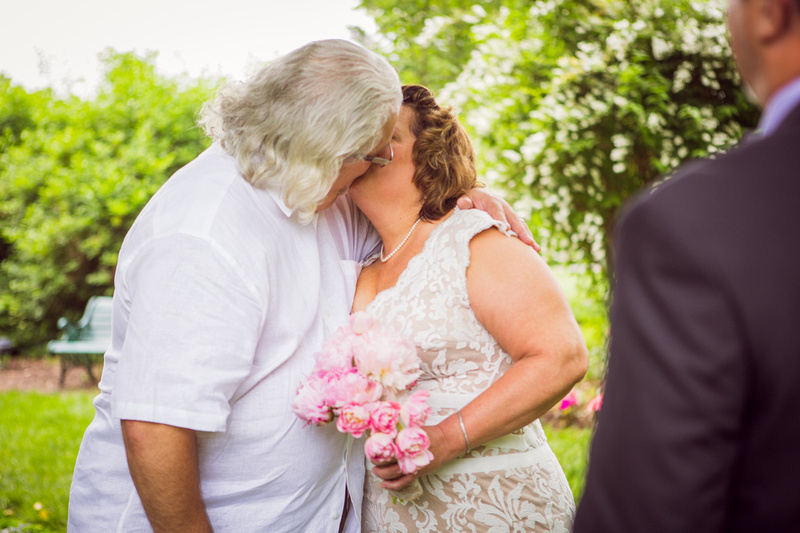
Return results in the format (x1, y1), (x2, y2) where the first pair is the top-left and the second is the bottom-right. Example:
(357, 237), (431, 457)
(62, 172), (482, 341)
(67, 40), (534, 533)
(575, 0), (800, 531)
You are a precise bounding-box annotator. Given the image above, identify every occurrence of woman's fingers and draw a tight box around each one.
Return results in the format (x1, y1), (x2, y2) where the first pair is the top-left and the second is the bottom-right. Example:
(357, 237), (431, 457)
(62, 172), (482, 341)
(371, 463), (403, 481)
(379, 473), (417, 491)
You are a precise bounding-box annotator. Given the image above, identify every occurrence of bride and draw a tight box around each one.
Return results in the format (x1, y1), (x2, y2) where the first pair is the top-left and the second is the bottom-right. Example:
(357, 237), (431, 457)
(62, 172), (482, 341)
(349, 85), (588, 532)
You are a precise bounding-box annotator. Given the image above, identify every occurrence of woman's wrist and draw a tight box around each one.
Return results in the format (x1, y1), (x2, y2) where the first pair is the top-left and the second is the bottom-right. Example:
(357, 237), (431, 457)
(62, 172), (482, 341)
(432, 414), (472, 464)
(456, 410), (471, 455)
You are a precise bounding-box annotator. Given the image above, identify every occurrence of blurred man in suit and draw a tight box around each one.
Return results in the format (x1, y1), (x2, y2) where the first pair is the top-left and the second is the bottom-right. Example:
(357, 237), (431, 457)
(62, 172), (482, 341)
(574, 1), (800, 531)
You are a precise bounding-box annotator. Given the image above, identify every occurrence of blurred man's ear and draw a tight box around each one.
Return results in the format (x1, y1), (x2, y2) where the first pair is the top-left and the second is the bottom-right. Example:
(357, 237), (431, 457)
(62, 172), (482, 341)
(754, 0), (795, 43)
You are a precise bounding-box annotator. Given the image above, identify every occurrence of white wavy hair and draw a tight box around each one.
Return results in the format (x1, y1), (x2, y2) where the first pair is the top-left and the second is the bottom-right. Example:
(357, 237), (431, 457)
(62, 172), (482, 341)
(199, 39), (401, 223)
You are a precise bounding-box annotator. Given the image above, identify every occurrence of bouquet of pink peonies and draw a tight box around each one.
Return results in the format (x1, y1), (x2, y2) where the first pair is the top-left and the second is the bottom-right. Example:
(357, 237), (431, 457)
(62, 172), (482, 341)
(292, 311), (433, 500)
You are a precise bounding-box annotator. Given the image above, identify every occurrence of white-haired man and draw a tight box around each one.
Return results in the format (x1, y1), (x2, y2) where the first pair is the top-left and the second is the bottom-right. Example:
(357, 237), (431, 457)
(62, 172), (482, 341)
(68, 39), (533, 533)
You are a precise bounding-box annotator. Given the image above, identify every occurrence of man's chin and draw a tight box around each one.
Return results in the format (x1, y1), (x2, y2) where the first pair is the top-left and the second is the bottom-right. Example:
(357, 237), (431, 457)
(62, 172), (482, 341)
(743, 83), (763, 108)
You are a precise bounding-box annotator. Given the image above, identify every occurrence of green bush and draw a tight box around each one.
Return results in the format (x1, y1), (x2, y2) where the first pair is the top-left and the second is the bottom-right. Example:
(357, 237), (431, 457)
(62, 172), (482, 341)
(553, 267), (608, 381)
(0, 52), (217, 351)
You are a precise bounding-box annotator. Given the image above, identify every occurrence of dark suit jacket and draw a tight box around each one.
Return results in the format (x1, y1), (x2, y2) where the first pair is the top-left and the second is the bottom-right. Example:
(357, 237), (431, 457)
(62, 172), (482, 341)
(574, 103), (800, 532)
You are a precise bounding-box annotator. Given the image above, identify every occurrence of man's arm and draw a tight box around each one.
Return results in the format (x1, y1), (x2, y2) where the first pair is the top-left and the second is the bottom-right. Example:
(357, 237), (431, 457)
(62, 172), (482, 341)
(121, 420), (213, 533)
(574, 195), (746, 532)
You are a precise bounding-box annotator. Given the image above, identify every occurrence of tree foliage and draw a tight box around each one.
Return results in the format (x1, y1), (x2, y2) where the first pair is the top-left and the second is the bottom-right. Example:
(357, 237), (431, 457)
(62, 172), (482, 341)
(0, 52), (216, 349)
(357, 0), (759, 280)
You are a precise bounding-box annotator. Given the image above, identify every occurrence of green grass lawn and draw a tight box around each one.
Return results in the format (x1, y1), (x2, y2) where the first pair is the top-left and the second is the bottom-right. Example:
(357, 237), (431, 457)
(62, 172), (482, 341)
(0, 390), (96, 533)
(0, 390), (592, 532)
(544, 423), (593, 503)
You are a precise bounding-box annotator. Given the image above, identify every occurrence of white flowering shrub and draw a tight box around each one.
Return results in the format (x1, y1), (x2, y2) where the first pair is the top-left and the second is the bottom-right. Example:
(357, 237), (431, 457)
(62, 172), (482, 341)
(357, 0), (758, 282)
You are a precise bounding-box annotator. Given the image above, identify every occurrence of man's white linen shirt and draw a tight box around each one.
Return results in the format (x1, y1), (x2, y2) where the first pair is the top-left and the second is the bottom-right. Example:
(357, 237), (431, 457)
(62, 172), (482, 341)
(68, 143), (378, 532)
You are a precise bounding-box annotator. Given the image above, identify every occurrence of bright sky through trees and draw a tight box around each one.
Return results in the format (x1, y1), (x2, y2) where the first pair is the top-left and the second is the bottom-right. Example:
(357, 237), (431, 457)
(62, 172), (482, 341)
(0, 0), (374, 97)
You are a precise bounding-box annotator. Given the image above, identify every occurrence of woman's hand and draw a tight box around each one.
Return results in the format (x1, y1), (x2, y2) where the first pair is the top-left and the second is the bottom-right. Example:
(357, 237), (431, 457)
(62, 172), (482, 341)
(457, 189), (539, 251)
(369, 420), (463, 491)
(370, 459), (417, 491)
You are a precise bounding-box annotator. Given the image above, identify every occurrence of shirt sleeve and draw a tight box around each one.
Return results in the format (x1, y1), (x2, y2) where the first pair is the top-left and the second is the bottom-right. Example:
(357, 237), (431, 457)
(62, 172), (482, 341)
(574, 191), (747, 532)
(112, 233), (264, 432)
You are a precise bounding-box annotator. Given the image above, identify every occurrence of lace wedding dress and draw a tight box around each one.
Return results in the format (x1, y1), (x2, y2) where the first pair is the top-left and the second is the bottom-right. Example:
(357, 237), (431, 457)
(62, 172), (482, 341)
(361, 208), (575, 533)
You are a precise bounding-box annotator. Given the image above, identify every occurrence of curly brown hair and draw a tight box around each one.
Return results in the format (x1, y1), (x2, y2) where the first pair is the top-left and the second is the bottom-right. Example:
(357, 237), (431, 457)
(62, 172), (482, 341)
(403, 85), (478, 221)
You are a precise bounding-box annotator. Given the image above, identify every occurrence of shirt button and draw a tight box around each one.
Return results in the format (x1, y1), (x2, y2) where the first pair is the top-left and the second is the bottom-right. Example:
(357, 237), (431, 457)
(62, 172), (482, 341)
(331, 510), (341, 520)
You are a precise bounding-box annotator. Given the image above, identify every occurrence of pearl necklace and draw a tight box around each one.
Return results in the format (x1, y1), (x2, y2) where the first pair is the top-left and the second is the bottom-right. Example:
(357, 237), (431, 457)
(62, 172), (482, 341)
(380, 217), (422, 263)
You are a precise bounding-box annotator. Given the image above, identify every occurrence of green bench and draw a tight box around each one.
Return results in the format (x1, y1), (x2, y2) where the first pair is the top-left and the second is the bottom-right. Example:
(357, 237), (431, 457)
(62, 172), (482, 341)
(48, 296), (113, 387)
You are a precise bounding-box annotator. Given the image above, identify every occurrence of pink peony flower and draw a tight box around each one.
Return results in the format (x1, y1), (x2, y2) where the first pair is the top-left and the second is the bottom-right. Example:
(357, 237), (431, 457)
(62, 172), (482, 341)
(559, 390), (578, 411)
(294, 311), (435, 482)
(395, 427), (431, 456)
(396, 426), (434, 474)
(350, 311), (376, 335)
(370, 401), (401, 436)
(337, 402), (373, 438)
(323, 367), (382, 409)
(292, 374), (332, 425)
(398, 449), (434, 475)
(352, 326), (420, 394)
(315, 327), (356, 373)
(364, 432), (398, 464)
(399, 390), (431, 428)
(587, 393), (603, 412)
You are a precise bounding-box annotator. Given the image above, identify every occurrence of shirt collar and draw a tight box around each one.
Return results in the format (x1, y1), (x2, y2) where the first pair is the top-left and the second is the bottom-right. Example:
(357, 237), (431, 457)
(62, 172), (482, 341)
(265, 187), (296, 218)
(757, 75), (800, 137)
(211, 141), (299, 219)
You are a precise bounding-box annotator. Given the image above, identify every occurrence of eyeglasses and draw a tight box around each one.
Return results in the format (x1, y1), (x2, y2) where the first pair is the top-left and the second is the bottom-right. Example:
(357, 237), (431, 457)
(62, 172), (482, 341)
(363, 143), (393, 167)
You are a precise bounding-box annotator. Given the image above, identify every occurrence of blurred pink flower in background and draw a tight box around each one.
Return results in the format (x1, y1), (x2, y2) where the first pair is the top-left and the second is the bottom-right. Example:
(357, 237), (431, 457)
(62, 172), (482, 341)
(560, 390), (578, 410)
(587, 393), (603, 412)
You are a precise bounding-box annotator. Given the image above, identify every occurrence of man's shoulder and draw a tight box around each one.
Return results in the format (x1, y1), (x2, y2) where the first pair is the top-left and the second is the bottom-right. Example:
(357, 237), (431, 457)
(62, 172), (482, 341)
(630, 128), (796, 216)
(143, 148), (287, 235)
(121, 148), (293, 265)
(617, 127), (800, 254)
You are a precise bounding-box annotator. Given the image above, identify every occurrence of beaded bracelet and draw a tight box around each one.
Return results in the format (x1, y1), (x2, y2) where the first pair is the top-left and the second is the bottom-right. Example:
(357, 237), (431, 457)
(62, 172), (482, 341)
(457, 410), (471, 455)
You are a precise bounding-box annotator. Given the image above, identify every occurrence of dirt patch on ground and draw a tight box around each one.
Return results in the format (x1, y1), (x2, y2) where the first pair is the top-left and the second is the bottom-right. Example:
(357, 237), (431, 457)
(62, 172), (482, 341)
(0, 356), (102, 392)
